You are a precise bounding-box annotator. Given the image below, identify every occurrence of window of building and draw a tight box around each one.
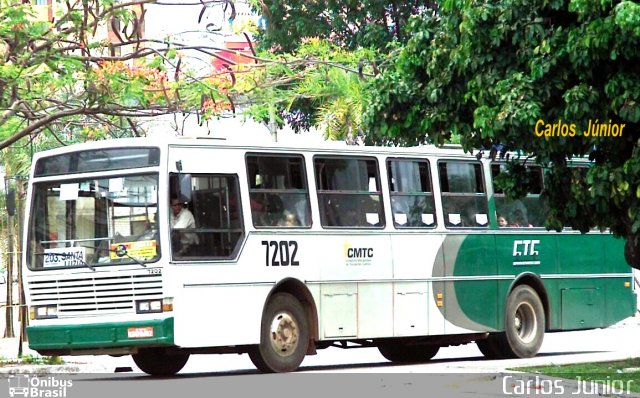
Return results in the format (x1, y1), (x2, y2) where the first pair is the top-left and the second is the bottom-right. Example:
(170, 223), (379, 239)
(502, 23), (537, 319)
(246, 154), (311, 228)
(387, 158), (436, 228)
(315, 157), (384, 228)
(438, 161), (488, 228)
(169, 174), (244, 259)
(491, 164), (546, 228)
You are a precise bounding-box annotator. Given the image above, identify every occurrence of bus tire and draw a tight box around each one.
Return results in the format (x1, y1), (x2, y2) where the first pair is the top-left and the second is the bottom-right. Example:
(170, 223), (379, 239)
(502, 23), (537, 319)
(249, 292), (309, 373)
(378, 344), (439, 363)
(132, 347), (189, 376)
(503, 285), (545, 358)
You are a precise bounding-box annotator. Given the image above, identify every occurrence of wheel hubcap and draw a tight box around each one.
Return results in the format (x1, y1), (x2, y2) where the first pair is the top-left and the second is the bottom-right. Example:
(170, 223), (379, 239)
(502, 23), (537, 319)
(269, 311), (299, 356)
(513, 302), (537, 344)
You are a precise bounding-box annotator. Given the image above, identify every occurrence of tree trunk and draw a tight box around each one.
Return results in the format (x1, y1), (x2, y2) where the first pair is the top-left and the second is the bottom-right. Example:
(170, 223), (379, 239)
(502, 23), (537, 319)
(4, 212), (14, 338)
(624, 233), (640, 270)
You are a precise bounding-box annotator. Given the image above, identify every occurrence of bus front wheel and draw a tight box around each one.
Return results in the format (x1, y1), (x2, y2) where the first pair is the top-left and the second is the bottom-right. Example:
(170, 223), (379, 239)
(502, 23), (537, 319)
(132, 347), (189, 376)
(378, 344), (440, 363)
(249, 292), (309, 373)
(503, 285), (545, 358)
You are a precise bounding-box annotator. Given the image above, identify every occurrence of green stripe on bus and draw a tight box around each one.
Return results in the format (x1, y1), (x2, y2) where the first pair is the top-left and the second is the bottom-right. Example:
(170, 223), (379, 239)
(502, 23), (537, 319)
(27, 318), (175, 350)
(444, 233), (635, 331)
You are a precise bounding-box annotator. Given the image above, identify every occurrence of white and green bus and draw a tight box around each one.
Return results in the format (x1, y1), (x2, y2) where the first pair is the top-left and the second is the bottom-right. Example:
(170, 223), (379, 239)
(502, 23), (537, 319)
(23, 137), (636, 375)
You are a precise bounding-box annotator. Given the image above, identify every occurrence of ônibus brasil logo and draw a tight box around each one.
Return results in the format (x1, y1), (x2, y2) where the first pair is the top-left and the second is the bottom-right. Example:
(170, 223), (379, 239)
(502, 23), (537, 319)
(8, 375), (73, 398)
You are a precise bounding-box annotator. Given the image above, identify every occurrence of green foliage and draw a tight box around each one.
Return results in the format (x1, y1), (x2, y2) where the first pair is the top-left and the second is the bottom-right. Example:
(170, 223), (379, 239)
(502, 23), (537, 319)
(241, 39), (375, 141)
(0, 0), (234, 158)
(365, 0), (640, 267)
(0, 354), (64, 366)
(249, 0), (435, 53)
(18, 354), (64, 365)
(246, 1), (436, 134)
(516, 358), (640, 393)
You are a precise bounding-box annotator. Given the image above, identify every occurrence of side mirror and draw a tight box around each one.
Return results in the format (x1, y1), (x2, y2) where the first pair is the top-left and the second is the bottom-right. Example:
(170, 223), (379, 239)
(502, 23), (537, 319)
(178, 174), (192, 202)
(6, 189), (15, 216)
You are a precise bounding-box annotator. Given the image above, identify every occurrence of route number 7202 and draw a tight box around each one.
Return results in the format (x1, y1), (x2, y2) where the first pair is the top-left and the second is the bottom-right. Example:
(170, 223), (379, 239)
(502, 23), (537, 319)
(261, 240), (299, 266)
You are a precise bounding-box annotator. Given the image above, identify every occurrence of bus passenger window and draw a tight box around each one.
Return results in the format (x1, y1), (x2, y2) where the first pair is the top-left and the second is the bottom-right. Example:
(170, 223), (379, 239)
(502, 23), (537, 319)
(491, 163), (546, 228)
(246, 154), (311, 228)
(387, 158), (436, 228)
(438, 161), (488, 228)
(315, 156), (385, 228)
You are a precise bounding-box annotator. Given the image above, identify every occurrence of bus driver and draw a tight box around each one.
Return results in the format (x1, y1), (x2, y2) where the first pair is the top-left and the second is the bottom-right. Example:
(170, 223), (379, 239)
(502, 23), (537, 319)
(170, 197), (198, 256)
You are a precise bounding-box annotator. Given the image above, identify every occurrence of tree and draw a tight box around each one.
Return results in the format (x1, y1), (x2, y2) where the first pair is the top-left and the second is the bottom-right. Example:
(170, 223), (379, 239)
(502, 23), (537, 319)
(248, 0), (437, 133)
(250, 0), (438, 53)
(240, 38), (375, 141)
(0, 0), (235, 155)
(364, 1), (640, 268)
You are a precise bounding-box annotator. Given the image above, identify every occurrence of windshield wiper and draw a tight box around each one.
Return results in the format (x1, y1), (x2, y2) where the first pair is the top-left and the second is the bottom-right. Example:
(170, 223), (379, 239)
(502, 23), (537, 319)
(109, 244), (147, 268)
(80, 244), (148, 268)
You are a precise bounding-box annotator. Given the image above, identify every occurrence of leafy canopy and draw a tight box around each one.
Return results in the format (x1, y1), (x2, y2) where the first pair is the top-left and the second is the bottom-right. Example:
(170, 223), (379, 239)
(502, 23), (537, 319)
(0, 0), (237, 164)
(364, 0), (640, 267)
(250, 0), (437, 53)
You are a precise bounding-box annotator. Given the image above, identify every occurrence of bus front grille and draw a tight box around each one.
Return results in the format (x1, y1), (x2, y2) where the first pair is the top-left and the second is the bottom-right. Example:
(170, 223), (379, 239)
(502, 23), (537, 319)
(28, 273), (162, 315)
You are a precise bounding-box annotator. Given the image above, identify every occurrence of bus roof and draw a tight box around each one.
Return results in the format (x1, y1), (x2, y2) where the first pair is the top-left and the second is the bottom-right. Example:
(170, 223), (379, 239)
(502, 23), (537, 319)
(30, 135), (475, 161)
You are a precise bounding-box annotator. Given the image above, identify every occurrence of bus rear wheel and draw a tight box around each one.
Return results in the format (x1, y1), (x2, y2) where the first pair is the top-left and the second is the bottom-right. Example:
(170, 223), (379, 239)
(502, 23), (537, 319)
(249, 293), (309, 373)
(132, 347), (190, 376)
(378, 343), (440, 363)
(502, 285), (545, 358)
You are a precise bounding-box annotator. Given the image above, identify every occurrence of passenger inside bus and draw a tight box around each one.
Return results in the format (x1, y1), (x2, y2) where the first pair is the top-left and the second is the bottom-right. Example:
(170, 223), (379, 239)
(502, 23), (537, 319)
(278, 210), (300, 227)
(170, 197), (199, 256)
(252, 194), (285, 226)
(509, 208), (533, 228)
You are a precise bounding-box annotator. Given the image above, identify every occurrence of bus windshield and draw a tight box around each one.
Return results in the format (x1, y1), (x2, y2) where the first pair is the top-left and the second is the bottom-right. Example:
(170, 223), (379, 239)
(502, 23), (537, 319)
(27, 173), (159, 270)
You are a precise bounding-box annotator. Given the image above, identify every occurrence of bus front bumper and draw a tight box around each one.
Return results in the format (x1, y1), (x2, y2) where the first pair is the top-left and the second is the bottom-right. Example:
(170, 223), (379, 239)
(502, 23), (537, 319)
(27, 318), (175, 356)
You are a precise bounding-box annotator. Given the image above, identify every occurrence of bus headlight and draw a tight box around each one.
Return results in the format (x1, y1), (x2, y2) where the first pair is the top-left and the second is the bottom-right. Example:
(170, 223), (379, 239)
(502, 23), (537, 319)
(162, 297), (173, 312)
(31, 305), (58, 319)
(136, 299), (163, 314)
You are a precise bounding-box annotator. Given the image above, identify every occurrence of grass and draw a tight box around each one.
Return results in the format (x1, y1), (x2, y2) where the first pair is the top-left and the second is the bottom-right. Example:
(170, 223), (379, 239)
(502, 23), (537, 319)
(515, 358), (640, 393)
(0, 354), (64, 367)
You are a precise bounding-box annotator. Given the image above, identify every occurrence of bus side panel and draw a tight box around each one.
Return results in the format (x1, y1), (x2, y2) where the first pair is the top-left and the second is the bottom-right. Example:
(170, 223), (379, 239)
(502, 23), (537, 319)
(602, 236), (635, 326)
(391, 234), (446, 336)
(437, 234), (498, 334)
(555, 234), (608, 330)
(173, 284), (269, 347)
(495, 232), (559, 330)
(318, 234), (393, 339)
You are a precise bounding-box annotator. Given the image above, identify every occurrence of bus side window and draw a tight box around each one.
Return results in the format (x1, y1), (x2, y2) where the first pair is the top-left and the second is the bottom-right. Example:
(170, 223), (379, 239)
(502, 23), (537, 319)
(246, 154), (311, 228)
(438, 161), (488, 228)
(491, 163), (546, 228)
(387, 158), (436, 228)
(315, 156), (385, 228)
